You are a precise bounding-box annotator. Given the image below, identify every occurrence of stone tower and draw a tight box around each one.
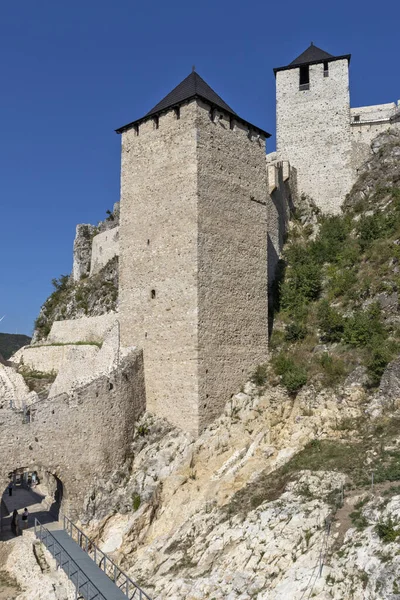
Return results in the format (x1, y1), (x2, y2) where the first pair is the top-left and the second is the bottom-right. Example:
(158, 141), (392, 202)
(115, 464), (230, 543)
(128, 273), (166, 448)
(274, 43), (353, 213)
(117, 72), (270, 435)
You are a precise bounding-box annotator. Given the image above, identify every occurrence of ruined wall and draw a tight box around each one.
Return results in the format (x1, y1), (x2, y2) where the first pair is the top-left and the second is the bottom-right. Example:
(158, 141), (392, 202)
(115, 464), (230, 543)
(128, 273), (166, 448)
(119, 102), (199, 435)
(276, 59), (354, 214)
(0, 350), (145, 519)
(11, 343), (98, 374)
(196, 102), (269, 431)
(48, 313), (117, 344)
(266, 158), (292, 287)
(90, 227), (119, 276)
(350, 103), (400, 174)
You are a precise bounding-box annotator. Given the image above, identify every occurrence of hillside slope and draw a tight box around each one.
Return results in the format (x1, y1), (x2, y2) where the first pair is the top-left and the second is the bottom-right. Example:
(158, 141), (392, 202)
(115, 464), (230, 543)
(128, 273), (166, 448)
(0, 333), (31, 360)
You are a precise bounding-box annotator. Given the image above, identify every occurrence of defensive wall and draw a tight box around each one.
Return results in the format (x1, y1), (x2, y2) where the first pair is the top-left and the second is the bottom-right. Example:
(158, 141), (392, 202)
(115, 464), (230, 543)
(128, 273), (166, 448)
(47, 313), (117, 344)
(0, 349), (145, 519)
(90, 227), (119, 276)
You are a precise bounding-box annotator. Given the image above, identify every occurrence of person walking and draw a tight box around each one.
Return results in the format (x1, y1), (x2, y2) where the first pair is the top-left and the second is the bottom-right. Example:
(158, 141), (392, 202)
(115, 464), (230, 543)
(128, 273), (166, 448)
(11, 510), (20, 536)
(7, 481), (13, 496)
(21, 508), (29, 529)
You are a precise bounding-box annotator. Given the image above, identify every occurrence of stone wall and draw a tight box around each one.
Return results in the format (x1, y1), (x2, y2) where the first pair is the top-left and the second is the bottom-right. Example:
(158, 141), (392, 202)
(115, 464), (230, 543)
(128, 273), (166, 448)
(119, 99), (268, 435)
(119, 102), (199, 434)
(0, 349), (145, 519)
(196, 101), (269, 431)
(90, 227), (119, 276)
(11, 343), (98, 374)
(47, 313), (117, 344)
(350, 103), (400, 175)
(266, 158), (292, 287)
(276, 59), (354, 214)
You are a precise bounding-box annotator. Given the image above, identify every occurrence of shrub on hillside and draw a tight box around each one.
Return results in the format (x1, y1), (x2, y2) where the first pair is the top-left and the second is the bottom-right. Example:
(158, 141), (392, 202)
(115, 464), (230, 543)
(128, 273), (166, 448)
(273, 353), (308, 393)
(343, 303), (385, 348)
(317, 300), (344, 343)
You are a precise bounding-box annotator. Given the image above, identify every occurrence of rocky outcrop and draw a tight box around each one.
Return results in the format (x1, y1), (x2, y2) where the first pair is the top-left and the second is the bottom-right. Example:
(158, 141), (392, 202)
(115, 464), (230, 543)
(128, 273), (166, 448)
(72, 224), (96, 282)
(344, 129), (400, 209)
(33, 256), (118, 342)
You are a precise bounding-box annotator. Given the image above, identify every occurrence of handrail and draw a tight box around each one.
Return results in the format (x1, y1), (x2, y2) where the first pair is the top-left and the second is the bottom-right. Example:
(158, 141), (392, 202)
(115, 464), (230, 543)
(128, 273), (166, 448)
(63, 515), (152, 600)
(34, 518), (107, 600)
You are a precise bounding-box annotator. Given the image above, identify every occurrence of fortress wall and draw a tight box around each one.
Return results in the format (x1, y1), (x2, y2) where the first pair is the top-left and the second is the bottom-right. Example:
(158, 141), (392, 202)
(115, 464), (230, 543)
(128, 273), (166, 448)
(48, 313), (117, 344)
(196, 102), (269, 431)
(276, 59), (354, 214)
(266, 159), (292, 287)
(350, 104), (399, 174)
(90, 227), (119, 276)
(0, 350), (145, 519)
(119, 102), (199, 435)
(10, 344), (99, 374)
(49, 322), (120, 397)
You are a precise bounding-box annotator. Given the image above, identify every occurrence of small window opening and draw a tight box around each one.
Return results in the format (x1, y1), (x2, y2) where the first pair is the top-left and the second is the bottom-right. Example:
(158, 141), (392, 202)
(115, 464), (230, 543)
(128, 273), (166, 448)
(229, 117), (234, 130)
(151, 289), (156, 299)
(299, 66), (310, 90)
(323, 61), (329, 77)
(153, 116), (159, 129)
(174, 107), (180, 120)
(134, 124), (139, 136)
(210, 109), (215, 122)
(354, 115), (360, 122)
(147, 239), (150, 246)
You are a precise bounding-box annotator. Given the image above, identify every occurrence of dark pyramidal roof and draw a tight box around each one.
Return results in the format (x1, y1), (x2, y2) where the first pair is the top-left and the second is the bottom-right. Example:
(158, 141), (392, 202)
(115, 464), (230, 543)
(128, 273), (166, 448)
(274, 43), (351, 74)
(116, 71), (270, 137)
(289, 43), (333, 66)
(145, 71), (236, 118)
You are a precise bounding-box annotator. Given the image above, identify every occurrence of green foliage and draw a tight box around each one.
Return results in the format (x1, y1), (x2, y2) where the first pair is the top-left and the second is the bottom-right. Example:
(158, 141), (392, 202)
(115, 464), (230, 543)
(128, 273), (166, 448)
(280, 248), (322, 313)
(273, 353), (307, 393)
(0, 333), (31, 360)
(132, 493), (141, 512)
(319, 353), (348, 386)
(317, 300), (344, 343)
(285, 322), (307, 342)
(350, 497), (370, 530)
(367, 345), (394, 387)
(375, 516), (400, 543)
(251, 364), (268, 386)
(310, 215), (351, 264)
(136, 424), (150, 437)
(343, 303), (385, 348)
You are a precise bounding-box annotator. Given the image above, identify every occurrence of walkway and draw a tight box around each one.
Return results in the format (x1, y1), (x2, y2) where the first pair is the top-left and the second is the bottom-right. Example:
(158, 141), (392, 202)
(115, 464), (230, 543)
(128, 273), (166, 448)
(1, 486), (150, 599)
(38, 526), (128, 600)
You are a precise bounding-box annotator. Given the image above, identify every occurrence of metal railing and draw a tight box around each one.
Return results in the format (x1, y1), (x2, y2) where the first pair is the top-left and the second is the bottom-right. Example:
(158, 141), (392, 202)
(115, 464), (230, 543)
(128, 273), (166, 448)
(63, 515), (152, 600)
(34, 518), (107, 600)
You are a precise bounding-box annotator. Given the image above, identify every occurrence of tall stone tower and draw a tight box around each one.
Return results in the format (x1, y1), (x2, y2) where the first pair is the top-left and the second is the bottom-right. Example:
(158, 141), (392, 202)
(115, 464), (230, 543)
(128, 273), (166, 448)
(117, 72), (270, 435)
(274, 44), (353, 213)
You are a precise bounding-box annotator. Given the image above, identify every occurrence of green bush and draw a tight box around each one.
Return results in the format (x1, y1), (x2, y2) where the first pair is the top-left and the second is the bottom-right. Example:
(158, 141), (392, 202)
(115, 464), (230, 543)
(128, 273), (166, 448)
(367, 345), (393, 387)
(310, 215), (351, 264)
(273, 353), (308, 393)
(375, 517), (400, 543)
(132, 493), (141, 512)
(343, 303), (385, 348)
(285, 322), (307, 341)
(251, 364), (268, 386)
(317, 300), (344, 343)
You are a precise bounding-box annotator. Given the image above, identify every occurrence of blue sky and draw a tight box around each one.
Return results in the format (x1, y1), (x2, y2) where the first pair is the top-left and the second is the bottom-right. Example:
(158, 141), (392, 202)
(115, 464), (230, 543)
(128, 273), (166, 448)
(1, 0), (399, 335)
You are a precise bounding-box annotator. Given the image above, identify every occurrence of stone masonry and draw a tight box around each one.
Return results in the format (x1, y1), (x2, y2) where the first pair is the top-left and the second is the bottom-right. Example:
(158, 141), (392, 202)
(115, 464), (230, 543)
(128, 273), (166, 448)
(118, 95), (269, 435)
(272, 44), (399, 214)
(0, 349), (145, 518)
